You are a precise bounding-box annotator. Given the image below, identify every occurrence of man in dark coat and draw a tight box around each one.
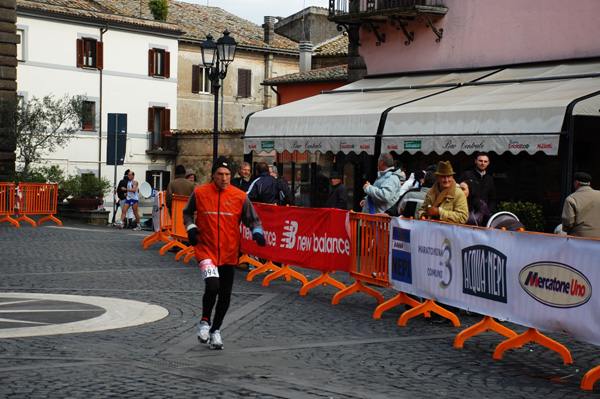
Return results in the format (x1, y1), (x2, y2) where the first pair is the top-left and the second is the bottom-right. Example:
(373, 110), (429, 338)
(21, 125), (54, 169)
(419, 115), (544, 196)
(325, 171), (348, 210)
(246, 162), (279, 204)
(458, 152), (497, 213)
(232, 162), (252, 192)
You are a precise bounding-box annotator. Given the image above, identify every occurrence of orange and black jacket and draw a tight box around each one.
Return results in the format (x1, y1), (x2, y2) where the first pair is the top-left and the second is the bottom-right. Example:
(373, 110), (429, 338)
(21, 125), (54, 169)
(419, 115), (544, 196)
(183, 182), (262, 266)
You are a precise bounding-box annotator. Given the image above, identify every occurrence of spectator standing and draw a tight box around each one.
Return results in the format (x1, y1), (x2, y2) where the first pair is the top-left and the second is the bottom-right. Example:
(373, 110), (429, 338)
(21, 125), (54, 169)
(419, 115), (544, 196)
(325, 171), (348, 210)
(459, 180), (492, 226)
(562, 172), (600, 238)
(232, 162), (253, 192)
(114, 169), (133, 227)
(458, 152), (497, 213)
(361, 153), (403, 214)
(418, 161), (468, 224)
(118, 170), (142, 230)
(186, 168), (200, 188)
(247, 162), (279, 204)
(183, 156), (266, 350)
(269, 165), (294, 206)
(166, 165), (195, 210)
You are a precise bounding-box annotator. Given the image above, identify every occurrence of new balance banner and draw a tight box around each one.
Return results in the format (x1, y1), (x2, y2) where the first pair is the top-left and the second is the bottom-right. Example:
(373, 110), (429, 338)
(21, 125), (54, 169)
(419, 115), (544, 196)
(241, 204), (351, 272)
(389, 217), (600, 346)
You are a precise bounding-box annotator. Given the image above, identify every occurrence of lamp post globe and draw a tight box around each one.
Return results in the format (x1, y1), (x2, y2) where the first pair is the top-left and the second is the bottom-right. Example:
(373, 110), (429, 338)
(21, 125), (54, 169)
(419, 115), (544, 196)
(200, 31), (237, 162)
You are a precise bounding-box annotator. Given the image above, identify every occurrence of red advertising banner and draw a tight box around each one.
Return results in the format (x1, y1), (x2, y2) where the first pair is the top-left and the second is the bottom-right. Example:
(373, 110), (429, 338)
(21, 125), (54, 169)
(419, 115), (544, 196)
(240, 203), (351, 272)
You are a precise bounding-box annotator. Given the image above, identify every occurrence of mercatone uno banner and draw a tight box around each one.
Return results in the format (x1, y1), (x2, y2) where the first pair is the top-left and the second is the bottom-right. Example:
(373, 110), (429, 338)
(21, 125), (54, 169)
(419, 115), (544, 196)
(389, 217), (600, 346)
(241, 203), (351, 272)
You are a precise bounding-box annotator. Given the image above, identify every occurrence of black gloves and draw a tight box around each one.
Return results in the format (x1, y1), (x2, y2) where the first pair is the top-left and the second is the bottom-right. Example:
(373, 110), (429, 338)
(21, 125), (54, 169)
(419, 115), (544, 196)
(187, 227), (199, 246)
(253, 231), (266, 247)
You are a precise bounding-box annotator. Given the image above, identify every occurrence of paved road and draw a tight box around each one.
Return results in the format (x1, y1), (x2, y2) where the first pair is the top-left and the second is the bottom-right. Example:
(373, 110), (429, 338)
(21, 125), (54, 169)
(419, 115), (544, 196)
(1, 220), (599, 398)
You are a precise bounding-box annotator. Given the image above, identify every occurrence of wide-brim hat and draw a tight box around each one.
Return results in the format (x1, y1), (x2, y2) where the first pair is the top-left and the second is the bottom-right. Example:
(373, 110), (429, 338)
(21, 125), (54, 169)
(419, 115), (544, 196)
(434, 161), (455, 176)
(330, 171), (341, 179)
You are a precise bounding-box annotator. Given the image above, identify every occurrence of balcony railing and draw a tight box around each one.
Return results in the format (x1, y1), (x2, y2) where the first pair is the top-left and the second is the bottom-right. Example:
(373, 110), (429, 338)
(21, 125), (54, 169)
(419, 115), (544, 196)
(329, 0), (447, 20)
(329, 0), (447, 46)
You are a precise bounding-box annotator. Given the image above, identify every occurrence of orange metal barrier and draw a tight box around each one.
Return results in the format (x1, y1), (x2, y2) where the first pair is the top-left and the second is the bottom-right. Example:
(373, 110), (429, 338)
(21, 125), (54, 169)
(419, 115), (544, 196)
(142, 191), (172, 249)
(15, 183), (61, 227)
(160, 194), (190, 257)
(0, 182), (19, 227)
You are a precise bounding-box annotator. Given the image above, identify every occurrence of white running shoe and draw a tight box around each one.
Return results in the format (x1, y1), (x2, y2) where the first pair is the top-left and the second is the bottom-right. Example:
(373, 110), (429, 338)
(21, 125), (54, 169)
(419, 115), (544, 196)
(132, 225), (141, 231)
(209, 330), (223, 350)
(198, 320), (210, 344)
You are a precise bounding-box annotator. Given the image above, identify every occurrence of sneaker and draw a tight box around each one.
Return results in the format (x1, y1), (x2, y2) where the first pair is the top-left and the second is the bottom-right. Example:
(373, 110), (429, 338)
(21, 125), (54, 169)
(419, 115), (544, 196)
(118, 222), (125, 229)
(198, 320), (210, 343)
(209, 330), (223, 350)
(132, 225), (141, 231)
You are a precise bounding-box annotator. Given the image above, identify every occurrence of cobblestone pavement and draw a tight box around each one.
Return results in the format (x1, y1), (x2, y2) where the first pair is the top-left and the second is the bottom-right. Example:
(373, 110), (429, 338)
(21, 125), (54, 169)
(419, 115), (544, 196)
(1, 220), (599, 398)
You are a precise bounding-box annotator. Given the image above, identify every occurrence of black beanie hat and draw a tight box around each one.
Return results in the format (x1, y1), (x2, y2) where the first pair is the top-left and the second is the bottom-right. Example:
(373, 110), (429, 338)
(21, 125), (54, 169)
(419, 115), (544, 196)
(175, 165), (186, 176)
(212, 156), (232, 174)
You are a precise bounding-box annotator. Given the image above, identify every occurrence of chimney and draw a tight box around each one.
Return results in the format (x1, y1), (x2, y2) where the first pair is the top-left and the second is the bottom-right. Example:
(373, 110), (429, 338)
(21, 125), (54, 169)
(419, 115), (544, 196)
(263, 16), (276, 45)
(299, 41), (312, 72)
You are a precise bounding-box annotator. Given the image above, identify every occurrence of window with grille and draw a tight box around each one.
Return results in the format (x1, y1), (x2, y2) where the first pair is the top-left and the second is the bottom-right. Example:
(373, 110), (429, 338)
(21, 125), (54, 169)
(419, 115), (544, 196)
(82, 101), (95, 131)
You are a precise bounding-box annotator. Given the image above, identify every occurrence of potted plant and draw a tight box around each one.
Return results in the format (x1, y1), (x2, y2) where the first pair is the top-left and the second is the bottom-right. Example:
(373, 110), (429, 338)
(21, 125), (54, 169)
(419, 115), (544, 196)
(62, 174), (112, 210)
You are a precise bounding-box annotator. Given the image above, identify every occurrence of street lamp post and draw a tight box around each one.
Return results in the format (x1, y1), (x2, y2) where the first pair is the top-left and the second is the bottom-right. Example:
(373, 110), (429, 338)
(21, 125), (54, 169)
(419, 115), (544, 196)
(200, 30), (237, 162)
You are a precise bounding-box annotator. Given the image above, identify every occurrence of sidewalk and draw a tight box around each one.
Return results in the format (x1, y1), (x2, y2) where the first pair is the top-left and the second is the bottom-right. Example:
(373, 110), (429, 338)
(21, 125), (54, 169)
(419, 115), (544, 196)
(0, 220), (598, 398)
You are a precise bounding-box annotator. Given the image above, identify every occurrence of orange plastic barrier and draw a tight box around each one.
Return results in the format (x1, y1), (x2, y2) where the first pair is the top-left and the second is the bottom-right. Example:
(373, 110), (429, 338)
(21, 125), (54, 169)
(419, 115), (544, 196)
(493, 328), (572, 364)
(332, 213), (391, 305)
(142, 191), (172, 249)
(0, 182), (19, 227)
(160, 194), (190, 257)
(15, 183), (61, 227)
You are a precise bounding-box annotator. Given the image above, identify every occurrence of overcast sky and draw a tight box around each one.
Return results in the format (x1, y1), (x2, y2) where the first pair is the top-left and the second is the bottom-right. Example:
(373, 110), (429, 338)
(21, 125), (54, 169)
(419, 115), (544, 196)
(184, 0), (331, 25)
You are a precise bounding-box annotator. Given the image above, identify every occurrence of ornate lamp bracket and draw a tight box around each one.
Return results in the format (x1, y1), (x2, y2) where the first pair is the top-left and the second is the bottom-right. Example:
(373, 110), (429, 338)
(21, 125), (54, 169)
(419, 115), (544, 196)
(365, 20), (386, 46)
(419, 14), (444, 43)
(336, 23), (361, 46)
(390, 16), (414, 46)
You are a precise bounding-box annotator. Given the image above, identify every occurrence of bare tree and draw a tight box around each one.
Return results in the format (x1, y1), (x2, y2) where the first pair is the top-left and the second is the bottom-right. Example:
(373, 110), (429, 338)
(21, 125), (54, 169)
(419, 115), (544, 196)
(0, 94), (85, 178)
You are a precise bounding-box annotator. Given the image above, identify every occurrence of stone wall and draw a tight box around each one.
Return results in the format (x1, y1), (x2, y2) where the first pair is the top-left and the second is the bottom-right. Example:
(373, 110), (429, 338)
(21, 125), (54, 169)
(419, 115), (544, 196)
(174, 131), (245, 185)
(0, 0), (18, 178)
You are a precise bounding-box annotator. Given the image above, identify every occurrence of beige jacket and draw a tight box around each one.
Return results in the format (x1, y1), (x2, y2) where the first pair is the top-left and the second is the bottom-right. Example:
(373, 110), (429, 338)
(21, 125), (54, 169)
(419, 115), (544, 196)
(561, 186), (600, 239)
(418, 183), (469, 224)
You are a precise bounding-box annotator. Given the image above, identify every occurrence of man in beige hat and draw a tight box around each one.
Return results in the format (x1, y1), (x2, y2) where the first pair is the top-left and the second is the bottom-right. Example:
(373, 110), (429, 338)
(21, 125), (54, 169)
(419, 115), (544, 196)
(417, 161), (468, 224)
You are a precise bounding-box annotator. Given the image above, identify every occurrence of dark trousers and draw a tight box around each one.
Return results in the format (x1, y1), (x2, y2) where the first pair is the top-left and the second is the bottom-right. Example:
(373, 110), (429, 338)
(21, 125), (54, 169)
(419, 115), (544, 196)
(202, 264), (235, 332)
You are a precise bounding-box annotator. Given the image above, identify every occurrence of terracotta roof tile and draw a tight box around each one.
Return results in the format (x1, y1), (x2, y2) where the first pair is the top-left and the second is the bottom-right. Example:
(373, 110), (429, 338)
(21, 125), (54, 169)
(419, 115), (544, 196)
(263, 64), (347, 85)
(96, 0), (298, 51)
(314, 35), (348, 57)
(17, 0), (181, 32)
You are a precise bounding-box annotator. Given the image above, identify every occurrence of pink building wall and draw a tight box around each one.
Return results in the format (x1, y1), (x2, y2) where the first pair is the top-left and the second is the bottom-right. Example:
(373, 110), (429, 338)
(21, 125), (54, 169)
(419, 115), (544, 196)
(360, 0), (600, 75)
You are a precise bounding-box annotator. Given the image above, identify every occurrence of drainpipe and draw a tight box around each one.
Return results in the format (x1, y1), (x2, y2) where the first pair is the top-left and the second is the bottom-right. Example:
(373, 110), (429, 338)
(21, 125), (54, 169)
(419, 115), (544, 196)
(99, 24), (108, 177)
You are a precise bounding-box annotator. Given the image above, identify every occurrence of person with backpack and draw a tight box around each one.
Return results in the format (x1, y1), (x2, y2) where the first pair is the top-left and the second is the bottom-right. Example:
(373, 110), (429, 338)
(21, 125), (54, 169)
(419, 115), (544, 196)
(360, 153), (403, 214)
